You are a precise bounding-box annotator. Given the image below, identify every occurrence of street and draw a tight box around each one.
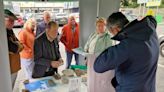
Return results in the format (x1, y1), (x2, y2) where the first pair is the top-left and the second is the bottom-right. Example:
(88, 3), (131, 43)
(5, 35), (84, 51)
(157, 56), (164, 92)
(13, 24), (164, 92)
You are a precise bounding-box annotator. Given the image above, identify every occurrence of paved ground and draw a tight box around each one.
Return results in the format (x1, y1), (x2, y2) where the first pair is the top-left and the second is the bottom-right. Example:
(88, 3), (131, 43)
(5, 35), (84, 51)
(12, 25), (164, 92)
(156, 56), (164, 92)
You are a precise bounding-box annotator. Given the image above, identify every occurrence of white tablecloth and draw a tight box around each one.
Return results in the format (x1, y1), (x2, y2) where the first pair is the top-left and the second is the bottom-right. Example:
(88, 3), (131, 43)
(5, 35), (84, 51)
(19, 76), (87, 92)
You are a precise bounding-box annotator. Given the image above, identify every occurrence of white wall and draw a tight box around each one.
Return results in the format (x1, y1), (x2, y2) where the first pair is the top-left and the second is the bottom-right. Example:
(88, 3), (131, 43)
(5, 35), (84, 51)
(79, 0), (121, 65)
(79, 0), (121, 47)
(0, 0), (12, 91)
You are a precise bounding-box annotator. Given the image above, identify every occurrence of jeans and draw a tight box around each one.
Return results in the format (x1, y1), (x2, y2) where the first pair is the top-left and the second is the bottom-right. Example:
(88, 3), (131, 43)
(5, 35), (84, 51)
(11, 72), (17, 89)
(66, 51), (79, 69)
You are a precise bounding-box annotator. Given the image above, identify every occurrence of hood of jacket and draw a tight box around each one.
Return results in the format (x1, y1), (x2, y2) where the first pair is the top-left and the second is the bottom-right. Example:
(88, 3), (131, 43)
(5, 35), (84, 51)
(112, 16), (157, 41)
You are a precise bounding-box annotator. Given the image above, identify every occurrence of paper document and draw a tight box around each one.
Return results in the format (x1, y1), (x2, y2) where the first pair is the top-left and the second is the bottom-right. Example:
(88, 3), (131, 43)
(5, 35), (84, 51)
(72, 47), (92, 57)
(73, 47), (99, 57)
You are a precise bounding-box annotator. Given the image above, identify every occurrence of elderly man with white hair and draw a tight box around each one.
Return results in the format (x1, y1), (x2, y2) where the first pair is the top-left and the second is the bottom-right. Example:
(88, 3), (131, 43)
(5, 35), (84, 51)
(36, 11), (51, 37)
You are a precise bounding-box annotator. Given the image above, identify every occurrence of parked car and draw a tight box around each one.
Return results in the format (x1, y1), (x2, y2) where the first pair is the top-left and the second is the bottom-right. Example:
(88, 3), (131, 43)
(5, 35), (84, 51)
(55, 13), (68, 26)
(23, 13), (44, 23)
(23, 13), (33, 21)
(69, 12), (79, 23)
(159, 35), (164, 57)
(14, 14), (24, 28)
(34, 13), (44, 23)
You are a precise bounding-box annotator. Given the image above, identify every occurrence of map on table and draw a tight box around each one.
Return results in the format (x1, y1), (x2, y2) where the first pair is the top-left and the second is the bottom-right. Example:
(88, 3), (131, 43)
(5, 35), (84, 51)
(25, 78), (56, 92)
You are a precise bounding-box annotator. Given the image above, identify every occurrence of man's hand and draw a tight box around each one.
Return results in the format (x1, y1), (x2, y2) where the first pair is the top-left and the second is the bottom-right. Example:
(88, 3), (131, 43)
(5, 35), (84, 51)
(51, 61), (61, 68)
(58, 58), (64, 65)
(51, 59), (64, 68)
(16, 42), (24, 52)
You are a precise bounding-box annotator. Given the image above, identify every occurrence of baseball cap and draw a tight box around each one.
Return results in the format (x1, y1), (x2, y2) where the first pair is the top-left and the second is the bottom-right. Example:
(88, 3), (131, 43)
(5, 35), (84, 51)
(4, 9), (18, 20)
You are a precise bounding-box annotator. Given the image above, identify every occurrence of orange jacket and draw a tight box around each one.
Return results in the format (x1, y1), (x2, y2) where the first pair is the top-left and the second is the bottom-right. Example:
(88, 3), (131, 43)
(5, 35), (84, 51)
(61, 23), (79, 52)
(18, 29), (35, 59)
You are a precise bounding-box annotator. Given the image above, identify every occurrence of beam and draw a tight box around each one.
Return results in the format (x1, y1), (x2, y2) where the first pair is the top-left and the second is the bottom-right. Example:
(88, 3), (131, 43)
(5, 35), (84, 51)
(0, 0), (12, 92)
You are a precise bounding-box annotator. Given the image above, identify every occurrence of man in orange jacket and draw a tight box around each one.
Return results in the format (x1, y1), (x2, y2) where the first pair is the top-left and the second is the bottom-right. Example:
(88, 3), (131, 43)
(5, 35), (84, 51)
(61, 16), (79, 69)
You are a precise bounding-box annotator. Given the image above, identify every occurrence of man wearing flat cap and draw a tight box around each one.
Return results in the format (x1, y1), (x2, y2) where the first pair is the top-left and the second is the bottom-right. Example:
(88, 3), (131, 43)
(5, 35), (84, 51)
(4, 9), (23, 89)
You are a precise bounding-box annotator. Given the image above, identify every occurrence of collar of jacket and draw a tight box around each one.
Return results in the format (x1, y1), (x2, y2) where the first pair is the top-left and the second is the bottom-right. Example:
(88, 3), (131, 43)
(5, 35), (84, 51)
(96, 31), (109, 38)
(24, 28), (34, 33)
(111, 15), (157, 41)
(68, 22), (78, 28)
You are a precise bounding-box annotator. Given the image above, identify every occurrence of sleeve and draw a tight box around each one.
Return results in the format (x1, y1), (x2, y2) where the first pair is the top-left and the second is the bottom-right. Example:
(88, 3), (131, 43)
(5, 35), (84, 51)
(8, 35), (23, 53)
(84, 39), (90, 52)
(36, 25), (41, 37)
(8, 39), (19, 53)
(94, 40), (129, 73)
(56, 39), (62, 59)
(60, 27), (67, 46)
(34, 39), (51, 67)
(84, 33), (95, 52)
(18, 31), (31, 52)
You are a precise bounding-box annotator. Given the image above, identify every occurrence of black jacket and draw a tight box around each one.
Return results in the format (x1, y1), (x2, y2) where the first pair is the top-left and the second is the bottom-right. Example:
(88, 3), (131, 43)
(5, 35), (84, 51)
(32, 32), (61, 78)
(7, 29), (20, 53)
(94, 16), (159, 92)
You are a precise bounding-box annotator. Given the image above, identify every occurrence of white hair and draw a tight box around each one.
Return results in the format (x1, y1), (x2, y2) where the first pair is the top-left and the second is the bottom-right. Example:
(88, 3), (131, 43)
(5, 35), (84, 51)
(23, 18), (36, 29)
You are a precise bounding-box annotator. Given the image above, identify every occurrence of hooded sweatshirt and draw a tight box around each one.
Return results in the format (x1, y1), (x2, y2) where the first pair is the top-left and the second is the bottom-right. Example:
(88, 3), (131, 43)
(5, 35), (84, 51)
(19, 28), (35, 59)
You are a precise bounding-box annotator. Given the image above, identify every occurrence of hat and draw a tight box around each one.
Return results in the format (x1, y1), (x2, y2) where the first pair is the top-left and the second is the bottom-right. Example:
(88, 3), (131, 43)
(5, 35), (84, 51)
(4, 9), (18, 20)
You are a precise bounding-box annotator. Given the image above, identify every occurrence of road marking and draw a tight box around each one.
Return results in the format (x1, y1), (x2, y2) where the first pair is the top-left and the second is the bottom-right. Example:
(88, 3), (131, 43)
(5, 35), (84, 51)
(158, 64), (164, 68)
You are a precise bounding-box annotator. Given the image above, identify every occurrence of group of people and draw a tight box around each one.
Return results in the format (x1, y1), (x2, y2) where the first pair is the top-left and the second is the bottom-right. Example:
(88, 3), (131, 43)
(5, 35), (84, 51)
(5, 9), (80, 90)
(5, 8), (159, 92)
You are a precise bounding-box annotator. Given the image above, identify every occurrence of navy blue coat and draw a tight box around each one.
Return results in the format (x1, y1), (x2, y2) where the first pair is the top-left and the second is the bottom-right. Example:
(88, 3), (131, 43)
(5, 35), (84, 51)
(36, 21), (47, 37)
(94, 16), (159, 92)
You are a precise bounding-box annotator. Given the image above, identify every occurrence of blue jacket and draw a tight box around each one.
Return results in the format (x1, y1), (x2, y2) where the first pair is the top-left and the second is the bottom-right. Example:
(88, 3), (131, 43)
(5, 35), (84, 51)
(36, 21), (47, 37)
(94, 16), (159, 92)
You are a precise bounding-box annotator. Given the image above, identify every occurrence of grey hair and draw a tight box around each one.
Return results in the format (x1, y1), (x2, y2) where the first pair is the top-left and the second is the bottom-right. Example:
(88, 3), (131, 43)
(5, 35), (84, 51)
(107, 12), (129, 30)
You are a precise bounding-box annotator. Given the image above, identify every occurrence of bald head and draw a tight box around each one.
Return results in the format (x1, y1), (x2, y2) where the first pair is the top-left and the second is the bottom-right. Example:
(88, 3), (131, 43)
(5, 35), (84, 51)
(43, 11), (51, 23)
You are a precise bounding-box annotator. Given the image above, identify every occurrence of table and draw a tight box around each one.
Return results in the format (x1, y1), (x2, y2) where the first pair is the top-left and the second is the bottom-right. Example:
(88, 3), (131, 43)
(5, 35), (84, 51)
(19, 76), (87, 92)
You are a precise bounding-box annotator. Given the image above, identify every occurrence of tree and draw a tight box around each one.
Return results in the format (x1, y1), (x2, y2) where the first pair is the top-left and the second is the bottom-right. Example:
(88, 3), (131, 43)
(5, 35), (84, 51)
(121, 0), (129, 6)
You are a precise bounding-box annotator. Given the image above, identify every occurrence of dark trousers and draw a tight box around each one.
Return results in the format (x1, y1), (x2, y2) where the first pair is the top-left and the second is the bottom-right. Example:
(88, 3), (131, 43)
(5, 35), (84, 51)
(66, 51), (79, 69)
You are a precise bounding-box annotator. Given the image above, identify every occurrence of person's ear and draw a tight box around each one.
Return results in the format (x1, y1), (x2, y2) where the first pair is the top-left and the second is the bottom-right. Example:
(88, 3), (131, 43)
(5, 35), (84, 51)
(115, 27), (120, 33)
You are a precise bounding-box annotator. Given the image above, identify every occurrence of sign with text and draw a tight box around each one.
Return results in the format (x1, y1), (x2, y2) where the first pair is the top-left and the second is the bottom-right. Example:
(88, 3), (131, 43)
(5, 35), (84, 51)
(137, 0), (148, 4)
(146, 0), (162, 6)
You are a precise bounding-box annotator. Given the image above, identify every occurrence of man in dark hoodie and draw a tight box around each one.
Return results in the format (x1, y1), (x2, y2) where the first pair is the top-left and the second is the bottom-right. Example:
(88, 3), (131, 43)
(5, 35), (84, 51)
(94, 12), (159, 92)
